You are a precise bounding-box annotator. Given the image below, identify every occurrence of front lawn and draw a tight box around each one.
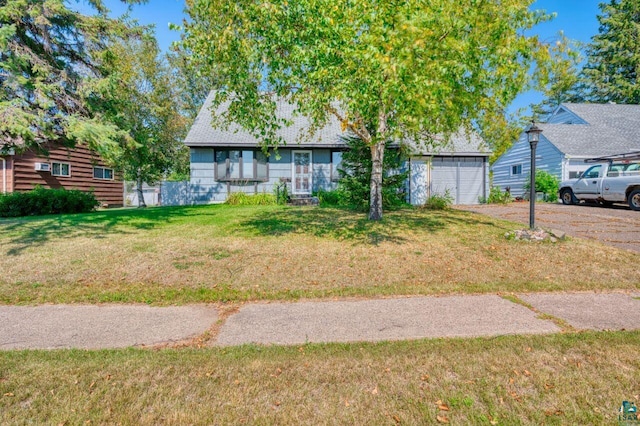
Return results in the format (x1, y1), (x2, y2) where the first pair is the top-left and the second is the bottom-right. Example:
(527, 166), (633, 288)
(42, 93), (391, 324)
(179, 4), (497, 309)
(1, 332), (638, 424)
(0, 204), (637, 304)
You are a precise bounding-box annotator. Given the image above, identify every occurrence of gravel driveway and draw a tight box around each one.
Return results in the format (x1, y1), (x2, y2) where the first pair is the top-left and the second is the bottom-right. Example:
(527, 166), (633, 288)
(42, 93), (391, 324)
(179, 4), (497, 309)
(458, 202), (640, 253)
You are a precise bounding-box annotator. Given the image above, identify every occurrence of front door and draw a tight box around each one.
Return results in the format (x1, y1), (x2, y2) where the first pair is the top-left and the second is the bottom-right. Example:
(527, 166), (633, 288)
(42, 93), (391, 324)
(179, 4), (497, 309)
(292, 151), (312, 195)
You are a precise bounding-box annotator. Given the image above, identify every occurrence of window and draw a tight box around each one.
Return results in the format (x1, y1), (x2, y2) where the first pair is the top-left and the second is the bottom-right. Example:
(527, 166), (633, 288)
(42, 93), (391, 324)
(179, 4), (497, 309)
(51, 162), (70, 177)
(569, 171), (581, 179)
(93, 167), (114, 180)
(511, 164), (522, 175)
(215, 149), (268, 181)
(582, 165), (601, 179)
(611, 162), (640, 176)
(331, 151), (343, 181)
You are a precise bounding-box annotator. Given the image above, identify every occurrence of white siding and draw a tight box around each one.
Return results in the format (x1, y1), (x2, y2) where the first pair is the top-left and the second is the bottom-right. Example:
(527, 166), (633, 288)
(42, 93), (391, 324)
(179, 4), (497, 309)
(492, 134), (564, 197)
(564, 158), (591, 180)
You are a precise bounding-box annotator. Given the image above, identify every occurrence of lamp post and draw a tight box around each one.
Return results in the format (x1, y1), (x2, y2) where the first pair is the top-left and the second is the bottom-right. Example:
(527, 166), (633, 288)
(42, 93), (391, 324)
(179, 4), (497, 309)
(525, 122), (542, 230)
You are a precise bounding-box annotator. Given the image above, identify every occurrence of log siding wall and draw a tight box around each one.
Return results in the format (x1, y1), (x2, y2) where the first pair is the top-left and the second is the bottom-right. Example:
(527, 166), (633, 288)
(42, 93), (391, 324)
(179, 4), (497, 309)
(9, 144), (123, 206)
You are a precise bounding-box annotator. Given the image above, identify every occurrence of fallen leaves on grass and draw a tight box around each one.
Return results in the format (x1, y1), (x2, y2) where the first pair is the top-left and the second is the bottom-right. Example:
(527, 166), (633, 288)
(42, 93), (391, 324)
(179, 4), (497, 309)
(436, 414), (449, 423)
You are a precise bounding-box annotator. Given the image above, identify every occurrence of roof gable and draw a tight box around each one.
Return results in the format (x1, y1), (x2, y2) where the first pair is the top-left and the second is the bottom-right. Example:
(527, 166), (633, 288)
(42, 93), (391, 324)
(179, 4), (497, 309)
(547, 105), (587, 124)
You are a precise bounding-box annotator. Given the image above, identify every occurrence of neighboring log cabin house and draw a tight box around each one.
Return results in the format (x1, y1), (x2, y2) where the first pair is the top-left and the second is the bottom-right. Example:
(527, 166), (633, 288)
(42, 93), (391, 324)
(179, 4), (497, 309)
(0, 144), (123, 207)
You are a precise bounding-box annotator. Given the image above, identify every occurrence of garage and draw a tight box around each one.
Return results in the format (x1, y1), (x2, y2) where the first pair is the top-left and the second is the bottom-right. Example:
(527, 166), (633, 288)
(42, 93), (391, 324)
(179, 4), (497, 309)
(409, 156), (488, 205)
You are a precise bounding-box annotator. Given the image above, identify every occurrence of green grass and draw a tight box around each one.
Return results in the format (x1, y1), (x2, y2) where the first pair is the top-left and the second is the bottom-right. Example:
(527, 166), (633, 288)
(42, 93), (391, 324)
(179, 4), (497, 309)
(1, 331), (639, 424)
(0, 204), (638, 304)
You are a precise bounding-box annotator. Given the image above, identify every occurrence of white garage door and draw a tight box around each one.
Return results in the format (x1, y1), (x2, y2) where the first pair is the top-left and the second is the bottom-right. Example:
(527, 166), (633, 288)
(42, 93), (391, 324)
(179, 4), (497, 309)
(428, 157), (486, 205)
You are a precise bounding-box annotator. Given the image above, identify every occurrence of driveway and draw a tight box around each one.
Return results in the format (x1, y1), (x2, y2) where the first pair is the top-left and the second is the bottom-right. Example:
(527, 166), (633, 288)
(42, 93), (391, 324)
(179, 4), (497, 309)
(457, 202), (640, 253)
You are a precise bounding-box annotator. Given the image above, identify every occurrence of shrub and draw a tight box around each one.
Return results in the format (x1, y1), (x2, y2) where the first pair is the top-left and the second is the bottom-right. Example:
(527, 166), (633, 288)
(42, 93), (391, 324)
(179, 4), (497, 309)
(0, 187), (100, 217)
(337, 136), (409, 212)
(273, 181), (290, 205)
(483, 186), (512, 204)
(225, 192), (276, 205)
(315, 188), (344, 207)
(423, 189), (453, 210)
(524, 170), (560, 203)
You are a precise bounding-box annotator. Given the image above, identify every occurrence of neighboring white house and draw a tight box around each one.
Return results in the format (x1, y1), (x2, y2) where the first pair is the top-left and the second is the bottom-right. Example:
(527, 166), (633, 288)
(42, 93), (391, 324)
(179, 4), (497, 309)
(493, 103), (640, 197)
(181, 91), (490, 205)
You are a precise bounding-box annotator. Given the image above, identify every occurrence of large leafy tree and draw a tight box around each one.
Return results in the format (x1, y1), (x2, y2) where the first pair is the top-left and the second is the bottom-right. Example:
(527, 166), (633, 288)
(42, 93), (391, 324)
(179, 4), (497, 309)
(96, 33), (188, 207)
(0, 0), (142, 154)
(183, 0), (555, 220)
(582, 0), (640, 104)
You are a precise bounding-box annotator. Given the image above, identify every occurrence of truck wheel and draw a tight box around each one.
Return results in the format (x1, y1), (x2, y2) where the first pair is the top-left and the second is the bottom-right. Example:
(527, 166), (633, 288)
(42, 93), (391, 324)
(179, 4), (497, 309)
(629, 189), (640, 211)
(560, 189), (575, 205)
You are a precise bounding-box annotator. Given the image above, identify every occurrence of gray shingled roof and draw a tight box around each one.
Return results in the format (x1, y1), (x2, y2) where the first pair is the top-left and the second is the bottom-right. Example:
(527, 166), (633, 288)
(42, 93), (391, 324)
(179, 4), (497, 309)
(184, 92), (344, 148)
(184, 91), (488, 156)
(543, 103), (640, 158)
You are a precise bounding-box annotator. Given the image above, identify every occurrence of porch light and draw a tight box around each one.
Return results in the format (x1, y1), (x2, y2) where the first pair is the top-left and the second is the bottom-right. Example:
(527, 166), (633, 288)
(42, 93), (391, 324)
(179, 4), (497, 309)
(525, 122), (542, 230)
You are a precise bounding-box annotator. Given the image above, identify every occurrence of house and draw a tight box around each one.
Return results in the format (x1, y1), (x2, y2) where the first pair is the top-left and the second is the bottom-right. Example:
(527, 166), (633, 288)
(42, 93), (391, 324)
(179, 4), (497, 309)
(183, 92), (490, 205)
(492, 103), (640, 197)
(0, 143), (124, 207)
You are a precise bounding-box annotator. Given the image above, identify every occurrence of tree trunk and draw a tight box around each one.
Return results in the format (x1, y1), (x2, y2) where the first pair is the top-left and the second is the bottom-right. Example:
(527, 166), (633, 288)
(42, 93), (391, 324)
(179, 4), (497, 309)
(136, 175), (147, 208)
(368, 140), (385, 220)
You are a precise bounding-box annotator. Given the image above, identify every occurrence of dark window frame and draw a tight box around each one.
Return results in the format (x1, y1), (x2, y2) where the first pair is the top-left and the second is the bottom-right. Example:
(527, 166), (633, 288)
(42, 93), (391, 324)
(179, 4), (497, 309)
(93, 166), (114, 180)
(511, 164), (522, 176)
(51, 162), (71, 177)
(215, 149), (269, 182)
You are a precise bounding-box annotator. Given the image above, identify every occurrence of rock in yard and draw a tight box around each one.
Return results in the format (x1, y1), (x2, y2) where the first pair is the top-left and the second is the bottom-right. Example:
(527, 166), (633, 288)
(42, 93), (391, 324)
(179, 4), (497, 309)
(505, 228), (559, 243)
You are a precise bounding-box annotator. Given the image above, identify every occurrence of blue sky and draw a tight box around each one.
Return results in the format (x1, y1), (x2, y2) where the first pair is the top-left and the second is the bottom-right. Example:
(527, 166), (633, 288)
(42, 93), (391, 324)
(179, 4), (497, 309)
(79, 0), (604, 114)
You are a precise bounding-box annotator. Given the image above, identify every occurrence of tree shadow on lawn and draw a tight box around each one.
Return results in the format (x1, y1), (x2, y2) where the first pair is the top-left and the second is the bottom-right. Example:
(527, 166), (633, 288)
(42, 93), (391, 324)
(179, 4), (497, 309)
(241, 206), (497, 245)
(0, 205), (211, 256)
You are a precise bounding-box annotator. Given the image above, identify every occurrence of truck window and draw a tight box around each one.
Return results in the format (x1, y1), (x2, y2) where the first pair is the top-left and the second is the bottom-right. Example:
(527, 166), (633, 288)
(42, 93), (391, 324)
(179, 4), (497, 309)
(608, 164), (622, 177)
(625, 163), (640, 174)
(582, 165), (601, 179)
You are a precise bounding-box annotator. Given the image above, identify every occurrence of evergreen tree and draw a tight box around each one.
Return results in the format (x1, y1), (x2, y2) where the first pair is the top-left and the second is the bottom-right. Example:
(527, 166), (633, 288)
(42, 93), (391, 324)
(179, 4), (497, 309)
(582, 0), (640, 103)
(0, 0), (141, 154)
(337, 136), (408, 212)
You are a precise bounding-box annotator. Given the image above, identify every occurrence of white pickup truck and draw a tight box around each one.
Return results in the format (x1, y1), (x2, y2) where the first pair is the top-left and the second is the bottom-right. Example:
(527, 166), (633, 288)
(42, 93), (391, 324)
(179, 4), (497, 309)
(559, 160), (640, 211)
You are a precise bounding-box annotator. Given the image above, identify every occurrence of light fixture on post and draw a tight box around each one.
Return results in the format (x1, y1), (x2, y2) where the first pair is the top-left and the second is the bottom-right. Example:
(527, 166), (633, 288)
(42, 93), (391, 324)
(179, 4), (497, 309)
(525, 122), (542, 230)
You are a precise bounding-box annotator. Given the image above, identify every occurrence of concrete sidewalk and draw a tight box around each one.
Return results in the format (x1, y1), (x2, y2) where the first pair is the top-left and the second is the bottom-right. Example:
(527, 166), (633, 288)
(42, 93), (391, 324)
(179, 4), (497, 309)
(0, 304), (217, 349)
(216, 292), (640, 346)
(1, 293), (639, 349)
